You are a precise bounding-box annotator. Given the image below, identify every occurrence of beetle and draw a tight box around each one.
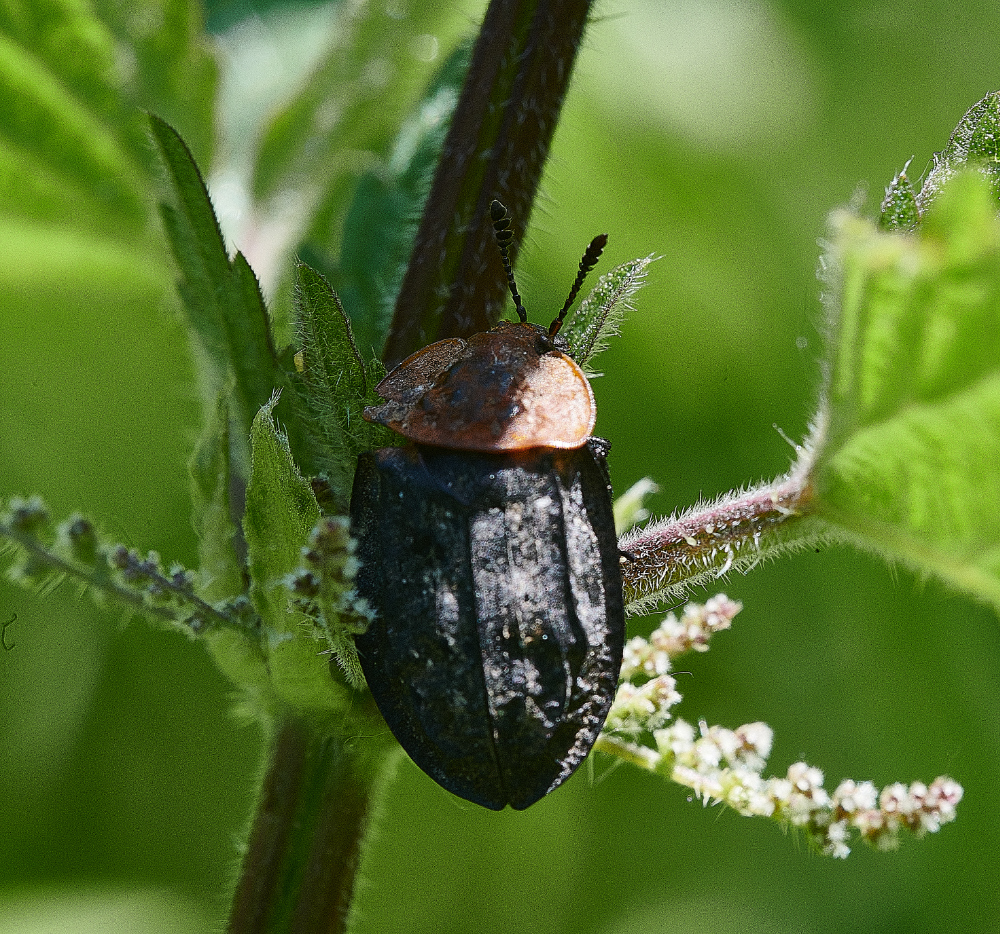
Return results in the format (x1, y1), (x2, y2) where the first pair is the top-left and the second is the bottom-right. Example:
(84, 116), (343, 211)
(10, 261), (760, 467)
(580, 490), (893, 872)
(349, 200), (624, 810)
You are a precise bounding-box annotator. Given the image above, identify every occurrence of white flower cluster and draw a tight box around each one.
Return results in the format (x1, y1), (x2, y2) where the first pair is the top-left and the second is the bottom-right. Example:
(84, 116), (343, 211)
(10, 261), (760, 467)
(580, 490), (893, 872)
(658, 718), (775, 812)
(604, 675), (682, 736)
(827, 776), (964, 857)
(619, 593), (742, 681)
(661, 727), (962, 857)
(598, 594), (964, 858)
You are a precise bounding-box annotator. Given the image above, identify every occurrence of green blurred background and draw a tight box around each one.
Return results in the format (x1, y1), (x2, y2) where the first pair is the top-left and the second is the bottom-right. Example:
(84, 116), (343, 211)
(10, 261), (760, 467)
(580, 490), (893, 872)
(1, 0), (997, 931)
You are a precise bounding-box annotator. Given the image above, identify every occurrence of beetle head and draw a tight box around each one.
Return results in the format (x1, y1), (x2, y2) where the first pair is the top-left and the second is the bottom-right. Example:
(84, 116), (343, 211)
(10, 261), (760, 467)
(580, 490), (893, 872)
(362, 202), (607, 452)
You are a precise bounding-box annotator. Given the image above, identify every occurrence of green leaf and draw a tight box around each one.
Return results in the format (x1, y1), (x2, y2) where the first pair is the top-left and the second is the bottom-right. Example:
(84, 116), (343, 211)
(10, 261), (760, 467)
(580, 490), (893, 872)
(245, 394), (320, 612)
(881, 90), (1000, 232)
(310, 40), (469, 360)
(566, 255), (655, 373)
(0, 0), (173, 312)
(252, 3), (459, 207)
(149, 114), (285, 446)
(813, 171), (1000, 610)
(92, 0), (218, 168)
(917, 90), (1000, 213)
(878, 160), (919, 232)
(292, 262), (393, 509)
(266, 37), (468, 356)
(188, 390), (242, 602)
(0, 0), (150, 232)
(293, 517), (369, 689)
(244, 394), (347, 711)
(249, 1), (465, 344)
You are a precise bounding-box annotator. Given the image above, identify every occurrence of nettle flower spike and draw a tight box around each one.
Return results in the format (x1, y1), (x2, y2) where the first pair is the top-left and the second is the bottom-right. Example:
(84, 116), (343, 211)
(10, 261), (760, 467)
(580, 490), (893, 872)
(0, 496), (257, 636)
(289, 515), (371, 687)
(597, 595), (963, 858)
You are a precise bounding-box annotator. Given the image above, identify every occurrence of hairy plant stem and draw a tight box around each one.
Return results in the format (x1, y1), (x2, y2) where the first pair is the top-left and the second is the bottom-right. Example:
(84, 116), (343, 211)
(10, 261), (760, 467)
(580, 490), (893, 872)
(383, 0), (595, 367)
(593, 734), (661, 770)
(228, 716), (399, 934)
(619, 465), (830, 612)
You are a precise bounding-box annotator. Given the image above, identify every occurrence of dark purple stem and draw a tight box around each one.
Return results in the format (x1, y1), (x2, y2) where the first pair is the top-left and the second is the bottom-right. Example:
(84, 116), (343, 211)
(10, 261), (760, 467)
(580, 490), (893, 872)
(619, 466), (827, 610)
(383, 0), (594, 367)
(227, 716), (396, 934)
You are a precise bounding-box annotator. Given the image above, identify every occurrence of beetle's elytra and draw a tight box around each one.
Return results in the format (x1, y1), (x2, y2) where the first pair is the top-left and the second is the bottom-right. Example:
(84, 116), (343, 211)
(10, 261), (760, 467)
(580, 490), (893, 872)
(350, 201), (624, 810)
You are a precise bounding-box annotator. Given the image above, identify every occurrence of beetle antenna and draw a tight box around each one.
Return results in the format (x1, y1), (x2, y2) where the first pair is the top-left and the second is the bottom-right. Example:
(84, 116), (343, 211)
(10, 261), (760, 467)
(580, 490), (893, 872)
(490, 200), (528, 323)
(549, 233), (608, 337)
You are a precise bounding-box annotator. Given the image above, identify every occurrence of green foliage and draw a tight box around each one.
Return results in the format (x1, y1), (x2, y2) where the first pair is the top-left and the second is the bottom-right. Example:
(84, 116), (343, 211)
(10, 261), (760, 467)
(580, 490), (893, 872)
(0, 0), (173, 309)
(150, 115), (285, 445)
(877, 160), (920, 232)
(248, 2), (467, 346)
(917, 90), (1000, 213)
(325, 41), (470, 360)
(291, 262), (393, 512)
(188, 390), (243, 600)
(2, 2), (999, 931)
(567, 255), (656, 373)
(252, 2), (456, 206)
(0, 0), (147, 227)
(0, 0), (215, 320)
(880, 90), (1000, 231)
(815, 171), (1000, 609)
(93, 0), (217, 166)
(291, 516), (370, 688)
(243, 394), (351, 711)
(244, 393), (319, 627)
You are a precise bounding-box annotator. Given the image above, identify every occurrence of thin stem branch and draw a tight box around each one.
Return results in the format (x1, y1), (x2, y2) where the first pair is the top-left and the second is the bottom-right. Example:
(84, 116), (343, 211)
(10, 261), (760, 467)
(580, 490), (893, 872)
(0, 520), (220, 628)
(594, 734), (661, 771)
(619, 456), (831, 613)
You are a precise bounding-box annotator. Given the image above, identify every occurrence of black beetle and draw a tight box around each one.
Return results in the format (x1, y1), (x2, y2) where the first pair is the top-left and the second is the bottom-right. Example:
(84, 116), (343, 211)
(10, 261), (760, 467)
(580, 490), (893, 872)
(350, 201), (624, 810)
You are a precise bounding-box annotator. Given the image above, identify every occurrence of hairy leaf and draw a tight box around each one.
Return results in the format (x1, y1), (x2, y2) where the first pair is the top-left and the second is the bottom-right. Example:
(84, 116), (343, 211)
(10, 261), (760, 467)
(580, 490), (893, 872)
(566, 255), (655, 373)
(815, 171), (1000, 609)
(150, 115), (285, 448)
(880, 90), (1000, 231)
(244, 395), (348, 710)
(292, 262), (393, 510)
(245, 394), (319, 599)
(917, 90), (1000, 213)
(189, 390), (243, 600)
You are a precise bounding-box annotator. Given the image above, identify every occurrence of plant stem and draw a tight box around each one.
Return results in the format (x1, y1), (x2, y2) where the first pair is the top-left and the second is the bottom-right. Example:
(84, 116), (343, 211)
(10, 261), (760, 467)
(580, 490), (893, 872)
(383, 0), (595, 366)
(227, 716), (398, 934)
(619, 463), (831, 612)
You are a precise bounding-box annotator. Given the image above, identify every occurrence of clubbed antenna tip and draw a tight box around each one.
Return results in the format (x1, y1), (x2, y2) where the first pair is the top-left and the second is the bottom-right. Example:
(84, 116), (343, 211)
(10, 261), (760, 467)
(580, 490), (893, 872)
(550, 232), (607, 337)
(490, 200), (527, 322)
